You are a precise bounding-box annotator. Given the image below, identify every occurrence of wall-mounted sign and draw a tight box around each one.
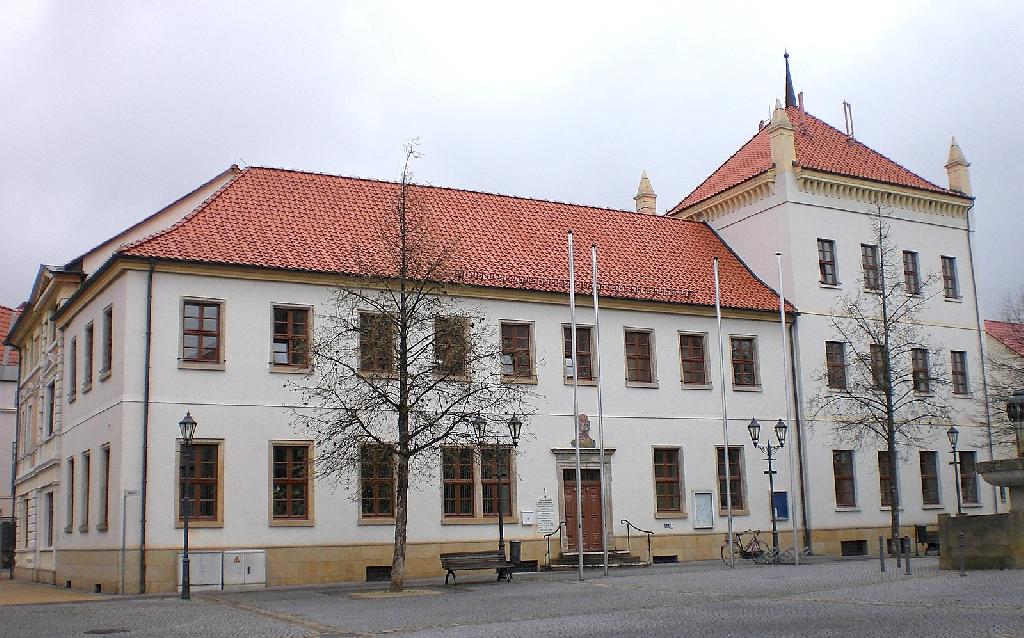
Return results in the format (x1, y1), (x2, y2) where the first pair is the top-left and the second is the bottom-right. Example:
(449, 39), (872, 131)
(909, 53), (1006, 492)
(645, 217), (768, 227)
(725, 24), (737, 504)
(536, 497), (557, 534)
(693, 491), (714, 529)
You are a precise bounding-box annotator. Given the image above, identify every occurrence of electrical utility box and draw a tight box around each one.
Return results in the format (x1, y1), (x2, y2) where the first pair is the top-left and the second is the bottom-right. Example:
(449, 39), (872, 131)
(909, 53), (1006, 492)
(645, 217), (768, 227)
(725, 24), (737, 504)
(222, 550), (267, 589)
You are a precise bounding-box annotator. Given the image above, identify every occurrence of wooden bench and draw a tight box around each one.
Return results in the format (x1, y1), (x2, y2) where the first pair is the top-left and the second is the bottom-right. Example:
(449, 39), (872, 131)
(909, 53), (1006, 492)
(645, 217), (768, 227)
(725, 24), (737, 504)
(440, 550), (512, 585)
(915, 525), (940, 556)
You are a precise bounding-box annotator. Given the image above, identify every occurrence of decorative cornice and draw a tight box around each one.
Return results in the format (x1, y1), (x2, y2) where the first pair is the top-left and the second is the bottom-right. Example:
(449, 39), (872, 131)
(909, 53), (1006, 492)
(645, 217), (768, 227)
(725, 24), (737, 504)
(794, 168), (971, 218)
(671, 171), (776, 222)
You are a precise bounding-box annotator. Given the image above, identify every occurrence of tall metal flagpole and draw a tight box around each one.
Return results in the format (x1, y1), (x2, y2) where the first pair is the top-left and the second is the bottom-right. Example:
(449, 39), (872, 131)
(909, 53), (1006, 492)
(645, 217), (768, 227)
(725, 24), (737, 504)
(567, 231), (584, 582)
(591, 244), (609, 577)
(777, 252), (799, 565)
(713, 257), (735, 567)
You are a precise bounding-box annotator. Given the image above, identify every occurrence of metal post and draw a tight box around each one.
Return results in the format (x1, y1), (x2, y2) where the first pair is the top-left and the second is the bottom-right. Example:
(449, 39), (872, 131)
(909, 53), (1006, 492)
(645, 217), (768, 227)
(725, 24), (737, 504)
(958, 531), (966, 577)
(713, 258), (735, 567)
(497, 437), (505, 553)
(879, 535), (886, 572)
(181, 443), (191, 600)
(776, 252), (800, 566)
(9, 441), (15, 579)
(904, 537), (911, 575)
(567, 230), (584, 582)
(120, 489), (137, 595)
(951, 446), (964, 516)
(591, 245), (609, 578)
(767, 444), (779, 558)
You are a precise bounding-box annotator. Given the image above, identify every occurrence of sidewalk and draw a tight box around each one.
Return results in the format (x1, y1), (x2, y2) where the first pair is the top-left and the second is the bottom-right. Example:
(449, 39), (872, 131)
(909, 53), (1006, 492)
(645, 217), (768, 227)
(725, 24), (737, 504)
(0, 573), (106, 605)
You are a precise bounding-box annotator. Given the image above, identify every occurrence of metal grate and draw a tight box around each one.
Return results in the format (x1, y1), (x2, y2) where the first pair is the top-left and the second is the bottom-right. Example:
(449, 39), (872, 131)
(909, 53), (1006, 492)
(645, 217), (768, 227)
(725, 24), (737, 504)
(365, 565), (392, 582)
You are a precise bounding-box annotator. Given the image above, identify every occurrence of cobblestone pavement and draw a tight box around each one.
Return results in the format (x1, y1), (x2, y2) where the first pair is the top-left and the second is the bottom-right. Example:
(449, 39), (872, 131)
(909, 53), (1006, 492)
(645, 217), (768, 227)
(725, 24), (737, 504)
(2, 558), (1022, 637)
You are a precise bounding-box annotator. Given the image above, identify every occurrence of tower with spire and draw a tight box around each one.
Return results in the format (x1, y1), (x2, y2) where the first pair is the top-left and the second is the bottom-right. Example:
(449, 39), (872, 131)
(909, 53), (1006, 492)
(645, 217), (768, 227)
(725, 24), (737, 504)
(634, 170), (657, 215)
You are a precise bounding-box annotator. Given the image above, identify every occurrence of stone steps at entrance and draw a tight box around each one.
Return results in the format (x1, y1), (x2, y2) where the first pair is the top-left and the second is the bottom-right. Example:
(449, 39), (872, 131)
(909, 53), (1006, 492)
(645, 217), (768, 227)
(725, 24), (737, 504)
(548, 550), (648, 569)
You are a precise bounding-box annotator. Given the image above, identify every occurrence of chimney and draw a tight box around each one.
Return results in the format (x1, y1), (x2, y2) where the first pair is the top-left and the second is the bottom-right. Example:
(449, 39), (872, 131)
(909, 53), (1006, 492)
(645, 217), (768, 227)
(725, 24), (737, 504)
(945, 136), (972, 195)
(634, 170), (657, 215)
(767, 99), (796, 173)
(797, 91), (804, 111)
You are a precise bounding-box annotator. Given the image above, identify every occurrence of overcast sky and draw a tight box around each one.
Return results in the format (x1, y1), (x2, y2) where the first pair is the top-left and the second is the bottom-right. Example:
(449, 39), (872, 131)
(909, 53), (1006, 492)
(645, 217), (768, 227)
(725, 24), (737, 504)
(1, 1), (1021, 316)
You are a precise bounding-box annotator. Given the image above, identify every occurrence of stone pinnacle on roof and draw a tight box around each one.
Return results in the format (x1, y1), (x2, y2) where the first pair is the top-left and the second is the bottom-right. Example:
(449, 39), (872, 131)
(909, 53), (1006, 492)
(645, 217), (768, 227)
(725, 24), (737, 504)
(784, 51), (798, 108)
(946, 136), (969, 167)
(634, 170), (657, 215)
(945, 136), (972, 195)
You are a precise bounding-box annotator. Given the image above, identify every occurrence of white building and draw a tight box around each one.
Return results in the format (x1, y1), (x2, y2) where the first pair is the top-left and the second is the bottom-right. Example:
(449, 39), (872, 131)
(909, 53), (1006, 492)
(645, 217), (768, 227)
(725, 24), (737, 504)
(5, 69), (995, 593)
(1, 304), (19, 570)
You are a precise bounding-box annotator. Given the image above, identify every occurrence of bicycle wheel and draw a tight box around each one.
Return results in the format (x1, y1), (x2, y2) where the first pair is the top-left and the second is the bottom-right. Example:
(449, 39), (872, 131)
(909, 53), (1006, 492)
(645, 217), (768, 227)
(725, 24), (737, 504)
(721, 542), (740, 564)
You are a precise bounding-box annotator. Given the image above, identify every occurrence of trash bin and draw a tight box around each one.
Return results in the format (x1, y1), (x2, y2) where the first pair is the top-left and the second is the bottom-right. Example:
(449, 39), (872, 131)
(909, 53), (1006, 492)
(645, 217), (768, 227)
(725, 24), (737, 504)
(508, 540), (522, 566)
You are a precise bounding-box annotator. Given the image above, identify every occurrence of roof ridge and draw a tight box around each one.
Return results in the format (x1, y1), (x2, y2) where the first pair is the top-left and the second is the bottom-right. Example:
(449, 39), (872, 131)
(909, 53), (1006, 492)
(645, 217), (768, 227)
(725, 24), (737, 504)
(789, 107), (950, 194)
(244, 165), (699, 221)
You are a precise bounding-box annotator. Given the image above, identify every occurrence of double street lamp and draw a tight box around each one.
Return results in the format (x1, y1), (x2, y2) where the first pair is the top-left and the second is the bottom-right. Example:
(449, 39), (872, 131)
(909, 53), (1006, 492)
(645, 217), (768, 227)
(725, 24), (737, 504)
(178, 412), (198, 600)
(472, 415), (523, 554)
(947, 425), (963, 516)
(747, 418), (788, 557)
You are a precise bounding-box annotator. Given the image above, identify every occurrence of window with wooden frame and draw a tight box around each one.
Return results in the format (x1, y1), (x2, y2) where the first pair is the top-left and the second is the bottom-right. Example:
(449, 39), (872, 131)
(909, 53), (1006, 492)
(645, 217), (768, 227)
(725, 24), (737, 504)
(272, 306), (310, 368)
(272, 444), (311, 520)
(959, 451), (979, 504)
(179, 443), (220, 521)
(833, 450), (856, 508)
(360, 445), (395, 518)
(716, 446), (745, 512)
(903, 251), (921, 295)
(730, 336), (758, 387)
(182, 300), (222, 363)
(562, 325), (593, 381)
(911, 348), (930, 392)
(870, 344), (887, 389)
(68, 337), (78, 401)
(81, 451), (91, 530)
(861, 243), (880, 291)
(480, 446), (514, 516)
(45, 382), (55, 437)
(877, 450), (892, 508)
(45, 492), (54, 548)
(500, 322), (533, 379)
(679, 333), (708, 386)
(65, 457), (75, 533)
(359, 312), (394, 374)
(654, 448), (683, 513)
(951, 351), (969, 395)
(434, 317), (469, 378)
(825, 341), (847, 389)
(442, 447), (475, 517)
(101, 305), (113, 375)
(817, 238), (838, 285)
(941, 256), (960, 299)
(83, 322), (94, 389)
(624, 329), (654, 384)
(99, 445), (110, 530)
(919, 451), (940, 506)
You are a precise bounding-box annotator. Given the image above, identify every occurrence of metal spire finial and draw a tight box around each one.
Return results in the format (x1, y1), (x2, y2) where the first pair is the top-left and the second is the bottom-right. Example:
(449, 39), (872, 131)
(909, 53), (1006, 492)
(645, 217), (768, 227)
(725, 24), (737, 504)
(784, 51), (797, 108)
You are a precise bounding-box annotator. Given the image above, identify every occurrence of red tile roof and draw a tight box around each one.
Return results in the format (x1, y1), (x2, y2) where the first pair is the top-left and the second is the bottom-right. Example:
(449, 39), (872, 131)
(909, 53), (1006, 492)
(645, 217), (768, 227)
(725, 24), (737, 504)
(986, 320), (1024, 358)
(0, 304), (20, 367)
(120, 167), (786, 312)
(673, 107), (957, 212)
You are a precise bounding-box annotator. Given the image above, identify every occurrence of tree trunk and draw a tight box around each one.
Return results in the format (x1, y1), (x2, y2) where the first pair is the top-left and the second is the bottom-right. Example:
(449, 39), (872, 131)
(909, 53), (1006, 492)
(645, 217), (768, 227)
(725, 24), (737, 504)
(390, 453), (410, 592)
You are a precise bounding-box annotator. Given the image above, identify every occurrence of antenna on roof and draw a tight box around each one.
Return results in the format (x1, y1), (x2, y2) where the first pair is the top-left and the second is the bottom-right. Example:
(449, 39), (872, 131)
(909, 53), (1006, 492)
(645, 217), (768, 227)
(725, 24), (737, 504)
(238, 157), (249, 168)
(842, 101), (855, 138)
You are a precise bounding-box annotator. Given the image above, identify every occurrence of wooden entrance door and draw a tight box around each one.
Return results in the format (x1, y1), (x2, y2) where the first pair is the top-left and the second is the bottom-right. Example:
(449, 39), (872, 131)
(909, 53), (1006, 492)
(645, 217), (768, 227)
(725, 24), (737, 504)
(563, 469), (603, 552)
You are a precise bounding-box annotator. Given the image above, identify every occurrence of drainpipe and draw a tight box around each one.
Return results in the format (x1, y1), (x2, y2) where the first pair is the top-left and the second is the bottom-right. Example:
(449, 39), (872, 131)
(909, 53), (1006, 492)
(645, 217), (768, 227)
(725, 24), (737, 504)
(789, 319), (813, 550)
(8, 344), (21, 579)
(138, 260), (155, 593)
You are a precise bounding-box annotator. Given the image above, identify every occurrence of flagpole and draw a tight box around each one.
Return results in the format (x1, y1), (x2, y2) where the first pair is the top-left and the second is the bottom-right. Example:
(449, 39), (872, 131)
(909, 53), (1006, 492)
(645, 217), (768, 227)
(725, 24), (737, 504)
(713, 257), (735, 567)
(591, 244), (609, 577)
(777, 252), (800, 565)
(568, 230), (584, 582)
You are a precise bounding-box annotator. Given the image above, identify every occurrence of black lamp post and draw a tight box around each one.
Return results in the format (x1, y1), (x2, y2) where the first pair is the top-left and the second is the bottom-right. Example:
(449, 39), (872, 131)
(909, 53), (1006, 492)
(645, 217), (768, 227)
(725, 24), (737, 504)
(947, 425), (963, 516)
(473, 415), (523, 554)
(178, 412), (198, 600)
(1008, 390), (1024, 458)
(748, 418), (787, 558)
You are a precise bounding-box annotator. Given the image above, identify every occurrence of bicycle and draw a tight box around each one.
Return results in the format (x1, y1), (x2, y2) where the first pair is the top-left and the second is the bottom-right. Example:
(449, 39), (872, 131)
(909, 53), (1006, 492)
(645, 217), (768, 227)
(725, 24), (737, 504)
(720, 529), (766, 564)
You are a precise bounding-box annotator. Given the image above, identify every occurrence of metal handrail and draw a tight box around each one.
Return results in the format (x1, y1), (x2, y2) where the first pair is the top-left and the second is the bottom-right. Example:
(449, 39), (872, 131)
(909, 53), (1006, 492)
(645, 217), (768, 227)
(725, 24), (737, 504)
(543, 521), (566, 570)
(620, 519), (654, 564)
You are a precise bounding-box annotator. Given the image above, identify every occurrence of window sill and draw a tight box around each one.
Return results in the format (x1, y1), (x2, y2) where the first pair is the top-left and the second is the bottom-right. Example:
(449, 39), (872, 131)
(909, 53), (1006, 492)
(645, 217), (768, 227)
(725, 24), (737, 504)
(358, 517), (396, 526)
(269, 364), (312, 375)
(863, 288), (881, 295)
(943, 297), (964, 303)
(962, 502), (983, 509)
(502, 376), (537, 385)
(68, 395), (76, 404)
(732, 385), (762, 392)
(719, 509), (749, 516)
(96, 523), (108, 532)
(175, 520), (223, 529)
(64, 526), (73, 534)
(819, 282), (842, 289)
(99, 368), (111, 382)
(654, 511), (688, 519)
(913, 391), (935, 397)
(269, 518), (315, 527)
(879, 506), (903, 512)
(78, 524), (89, 533)
(952, 392), (972, 399)
(82, 383), (92, 394)
(625, 380), (659, 389)
(922, 504), (945, 510)
(178, 360), (226, 371)
(442, 515), (521, 525)
(564, 378), (597, 386)
(835, 507), (860, 512)
(681, 383), (712, 390)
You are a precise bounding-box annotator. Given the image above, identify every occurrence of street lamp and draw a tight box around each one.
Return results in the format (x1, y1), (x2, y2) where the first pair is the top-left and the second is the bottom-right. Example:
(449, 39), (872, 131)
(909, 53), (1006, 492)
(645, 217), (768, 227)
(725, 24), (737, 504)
(178, 411), (198, 600)
(947, 425), (963, 516)
(1007, 390), (1024, 458)
(472, 415), (523, 555)
(747, 418), (787, 558)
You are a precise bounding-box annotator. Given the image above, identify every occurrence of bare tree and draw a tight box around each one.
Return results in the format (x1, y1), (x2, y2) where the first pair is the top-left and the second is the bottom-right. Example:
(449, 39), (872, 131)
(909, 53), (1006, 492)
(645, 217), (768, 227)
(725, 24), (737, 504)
(291, 143), (531, 591)
(982, 288), (1024, 455)
(809, 205), (950, 559)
